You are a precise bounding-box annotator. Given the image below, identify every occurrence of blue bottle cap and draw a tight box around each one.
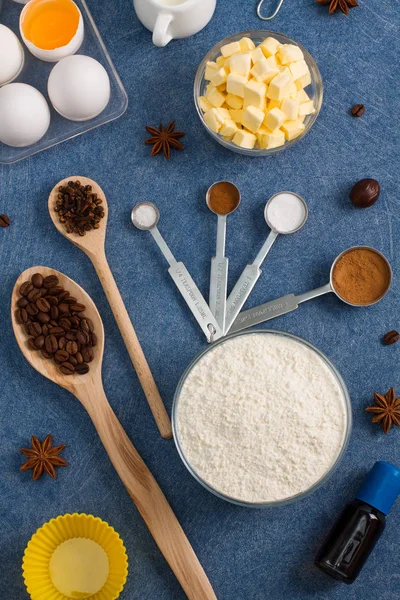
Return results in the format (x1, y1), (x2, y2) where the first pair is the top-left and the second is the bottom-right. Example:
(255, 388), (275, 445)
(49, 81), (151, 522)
(356, 461), (400, 515)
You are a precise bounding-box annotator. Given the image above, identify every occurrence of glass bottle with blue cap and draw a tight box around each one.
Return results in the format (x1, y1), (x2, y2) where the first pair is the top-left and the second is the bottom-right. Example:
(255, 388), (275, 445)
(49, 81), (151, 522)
(315, 461), (400, 583)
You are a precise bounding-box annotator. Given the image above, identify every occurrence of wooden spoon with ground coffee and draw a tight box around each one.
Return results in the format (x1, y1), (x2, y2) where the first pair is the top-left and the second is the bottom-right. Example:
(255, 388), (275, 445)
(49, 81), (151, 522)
(48, 176), (171, 439)
(11, 266), (217, 600)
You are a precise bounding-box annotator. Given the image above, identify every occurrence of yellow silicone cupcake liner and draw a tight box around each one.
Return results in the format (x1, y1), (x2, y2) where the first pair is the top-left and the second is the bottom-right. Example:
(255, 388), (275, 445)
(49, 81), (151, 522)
(22, 513), (128, 600)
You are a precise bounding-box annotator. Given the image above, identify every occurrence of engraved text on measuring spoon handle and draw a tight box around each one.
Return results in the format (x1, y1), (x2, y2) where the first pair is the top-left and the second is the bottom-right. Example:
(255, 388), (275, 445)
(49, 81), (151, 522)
(230, 294), (298, 334)
(224, 264), (261, 334)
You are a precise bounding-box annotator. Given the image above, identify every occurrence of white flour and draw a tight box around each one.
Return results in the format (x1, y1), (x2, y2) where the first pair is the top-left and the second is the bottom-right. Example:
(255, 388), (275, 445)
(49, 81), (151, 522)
(175, 333), (348, 503)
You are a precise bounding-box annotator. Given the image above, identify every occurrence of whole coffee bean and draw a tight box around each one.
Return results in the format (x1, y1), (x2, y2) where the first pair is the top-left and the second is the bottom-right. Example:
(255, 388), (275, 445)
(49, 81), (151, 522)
(59, 318), (71, 330)
(75, 351), (83, 365)
(48, 286), (63, 296)
(66, 341), (78, 355)
(43, 275), (59, 289)
(17, 297), (29, 308)
(59, 337), (67, 350)
(41, 349), (52, 359)
(58, 303), (70, 315)
(351, 104), (365, 117)
(36, 298), (50, 313)
(76, 331), (87, 345)
(26, 303), (39, 317)
(66, 330), (78, 341)
(0, 214), (11, 228)
(75, 363), (89, 375)
(70, 303), (85, 313)
(31, 273), (44, 288)
(27, 288), (42, 302)
(55, 350), (69, 363)
(80, 318), (90, 333)
(28, 338), (38, 350)
(50, 305), (59, 320)
(58, 291), (70, 302)
(34, 335), (45, 349)
(36, 312), (51, 324)
(383, 330), (400, 345)
(49, 326), (65, 337)
(60, 362), (75, 374)
(45, 295), (58, 306)
(69, 355), (78, 366)
(81, 345), (94, 363)
(27, 322), (42, 337)
(65, 297), (78, 305)
(16, 308), (28, 324)
(19, 282), (33, 296)
(70, 316), (80, 328)
(90, 333), (98, 347)
(45, 335), (58, 353)
(49, 319), (59, 327)
(42, 325), (50, 337)
(350, 178), (380, 208)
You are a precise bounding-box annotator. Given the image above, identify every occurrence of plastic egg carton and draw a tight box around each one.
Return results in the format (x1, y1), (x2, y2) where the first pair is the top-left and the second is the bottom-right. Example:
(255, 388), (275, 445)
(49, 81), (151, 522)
(0, 0), (127, 164)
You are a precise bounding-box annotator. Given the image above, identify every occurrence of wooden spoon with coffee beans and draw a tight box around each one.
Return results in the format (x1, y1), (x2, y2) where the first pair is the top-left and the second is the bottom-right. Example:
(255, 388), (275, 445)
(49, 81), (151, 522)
(48, 176), (171, 439)
(11, 266), (217, 600)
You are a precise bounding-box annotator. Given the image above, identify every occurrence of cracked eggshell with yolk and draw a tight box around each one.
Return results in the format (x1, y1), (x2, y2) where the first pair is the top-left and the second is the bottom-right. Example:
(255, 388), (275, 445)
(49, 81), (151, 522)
(20, 0), (84, 62)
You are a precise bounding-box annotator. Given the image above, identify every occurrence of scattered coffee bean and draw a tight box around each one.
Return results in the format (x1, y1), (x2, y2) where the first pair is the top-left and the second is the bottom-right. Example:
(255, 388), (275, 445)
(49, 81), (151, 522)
(54, 180), (105, 236)
(383, 330), (400, 345)
(351, 104), (365, 117)
(16, 272), (97, 375)
(350, 178), (380, 208)
(0, 214), (10, 228)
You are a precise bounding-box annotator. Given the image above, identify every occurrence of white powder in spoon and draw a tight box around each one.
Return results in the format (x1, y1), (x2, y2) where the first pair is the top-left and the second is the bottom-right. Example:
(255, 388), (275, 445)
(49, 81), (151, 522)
(133, 204), (158, 229)
(266, 192), (306, 233)
(175, 333), (348, 504)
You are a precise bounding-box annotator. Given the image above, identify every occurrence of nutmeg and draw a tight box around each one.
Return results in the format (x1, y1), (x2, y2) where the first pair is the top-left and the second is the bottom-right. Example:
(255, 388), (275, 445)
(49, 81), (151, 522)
(350, 178), (380, 208)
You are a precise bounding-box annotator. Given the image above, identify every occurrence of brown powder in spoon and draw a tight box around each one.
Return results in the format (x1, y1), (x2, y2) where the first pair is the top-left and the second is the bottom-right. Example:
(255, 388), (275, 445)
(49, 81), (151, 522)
(208, 182), (240, 215)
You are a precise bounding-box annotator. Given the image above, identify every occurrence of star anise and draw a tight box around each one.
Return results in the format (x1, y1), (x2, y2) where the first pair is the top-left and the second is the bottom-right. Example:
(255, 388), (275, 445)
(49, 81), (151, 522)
(316, 0), (358, 15)
(365, 388), (400, 434)
(145, 121), (185, 160)
(20, 434), (68, 480)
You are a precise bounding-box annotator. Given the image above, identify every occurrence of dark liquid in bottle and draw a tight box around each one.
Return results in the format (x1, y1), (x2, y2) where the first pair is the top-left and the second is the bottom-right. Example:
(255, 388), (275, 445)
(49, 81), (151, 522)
(315, 499), (386, 584)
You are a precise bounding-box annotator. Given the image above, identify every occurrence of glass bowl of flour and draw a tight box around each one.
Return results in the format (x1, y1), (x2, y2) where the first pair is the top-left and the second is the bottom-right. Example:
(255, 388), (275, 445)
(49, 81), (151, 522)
(173, 330), (351, 507)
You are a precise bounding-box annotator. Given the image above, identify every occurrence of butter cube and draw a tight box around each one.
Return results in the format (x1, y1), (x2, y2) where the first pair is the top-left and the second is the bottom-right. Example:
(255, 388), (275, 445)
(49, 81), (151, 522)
(259, 37), (281, 58)
(289, 82), (298, 98)
(297, 88), (311, 103)
(257, 127), (285, 150)
(232, 129), (256, 149)
(206, 86), (226, 108)
(264, 107), (286, 131)
(267, 99), (281, 110)
(281, 97), (300, 120)
(267, 71), (293, 100)
(204, 108), (225, 133)
(289, 60), (309, 81)
(278, 44), (304, 65)
(229, 53), (252, 78)
(239, 37), (256, 52)
(217, 107), (231, 120)
(220, 119), (237, 139)
(198, 96), (213, 112)
(298, 100), (315, 116)
(251, 57), (280, 83)
(281, 119), (305, 140)
(295, 72), (312, 90)
(227, 73), (248, 98)
(265, 55), (279, 69)
(216, 56), (226, 67)
(226, 93), (243, 109)
(210, 67), (228, 87)
(251, 47), (265, 64)
(221, 41), (241, 58)
(244, 80), (267, 109)
(229, 109), (244, 124)
(205, 61), (218, 81)
(242, 106), (265, 133)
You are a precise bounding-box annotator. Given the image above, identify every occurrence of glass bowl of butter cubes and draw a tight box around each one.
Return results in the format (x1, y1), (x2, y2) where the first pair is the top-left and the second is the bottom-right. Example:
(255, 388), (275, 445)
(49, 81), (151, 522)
(194, 31), (323, 155)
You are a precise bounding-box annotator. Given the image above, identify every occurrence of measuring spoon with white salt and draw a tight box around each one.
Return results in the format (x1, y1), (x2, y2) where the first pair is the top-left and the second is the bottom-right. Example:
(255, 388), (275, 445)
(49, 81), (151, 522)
(131, 202), (222, 343)
(224, 192), (308, 335)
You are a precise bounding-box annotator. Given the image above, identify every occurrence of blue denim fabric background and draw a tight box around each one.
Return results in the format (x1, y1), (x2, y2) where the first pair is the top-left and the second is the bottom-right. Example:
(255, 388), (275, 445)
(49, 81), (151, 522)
(1, 0), (400, 598)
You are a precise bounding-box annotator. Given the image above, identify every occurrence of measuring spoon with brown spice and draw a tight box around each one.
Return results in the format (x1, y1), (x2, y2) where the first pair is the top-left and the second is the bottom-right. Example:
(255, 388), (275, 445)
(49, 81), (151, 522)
(48, 176), (172, 439)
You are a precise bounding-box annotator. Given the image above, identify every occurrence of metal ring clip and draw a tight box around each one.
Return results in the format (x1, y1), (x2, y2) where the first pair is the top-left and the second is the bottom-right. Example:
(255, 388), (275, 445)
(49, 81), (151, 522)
(257, 0), (285, 20)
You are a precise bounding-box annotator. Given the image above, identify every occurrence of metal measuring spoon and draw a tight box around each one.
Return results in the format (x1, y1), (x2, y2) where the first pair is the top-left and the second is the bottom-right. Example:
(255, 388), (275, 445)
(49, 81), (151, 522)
(224, 192), (308, 335)
(131, 202), (222, 344)
(257, 0), (285, 20)
(230, 246), (392, 334)
(206, 181), (241, 333)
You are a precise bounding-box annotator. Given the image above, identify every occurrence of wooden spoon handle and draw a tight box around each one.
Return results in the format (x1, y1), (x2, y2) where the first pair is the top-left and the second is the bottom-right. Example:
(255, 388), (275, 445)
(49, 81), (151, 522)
(89, 252), (172, 439)
(82, 386), (217, 600)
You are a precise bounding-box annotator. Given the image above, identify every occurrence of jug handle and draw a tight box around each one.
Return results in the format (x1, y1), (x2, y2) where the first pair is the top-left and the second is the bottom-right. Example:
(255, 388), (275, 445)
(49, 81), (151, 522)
(153, 12), (173, 46)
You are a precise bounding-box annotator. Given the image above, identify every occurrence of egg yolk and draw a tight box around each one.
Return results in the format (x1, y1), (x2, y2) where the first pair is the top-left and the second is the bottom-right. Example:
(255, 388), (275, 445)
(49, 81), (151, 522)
(21, 0), (80, 50)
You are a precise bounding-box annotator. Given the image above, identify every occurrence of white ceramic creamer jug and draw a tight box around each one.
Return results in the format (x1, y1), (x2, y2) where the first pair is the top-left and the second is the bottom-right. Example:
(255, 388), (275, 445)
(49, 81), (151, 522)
(133, 0), (216, 47)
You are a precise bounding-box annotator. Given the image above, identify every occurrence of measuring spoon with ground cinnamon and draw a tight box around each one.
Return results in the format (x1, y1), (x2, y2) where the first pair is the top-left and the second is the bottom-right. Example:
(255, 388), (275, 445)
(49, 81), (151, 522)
(230, 246), (392, 333)
(206, 181), (240, 332)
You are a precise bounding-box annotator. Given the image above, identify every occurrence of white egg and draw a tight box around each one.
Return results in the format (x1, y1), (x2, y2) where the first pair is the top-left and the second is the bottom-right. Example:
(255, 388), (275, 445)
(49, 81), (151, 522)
(0, 83), (50, 147)
(20, 0), (84, 63)
(0, 25), (25, 86)
(48, 55), (110, 121)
